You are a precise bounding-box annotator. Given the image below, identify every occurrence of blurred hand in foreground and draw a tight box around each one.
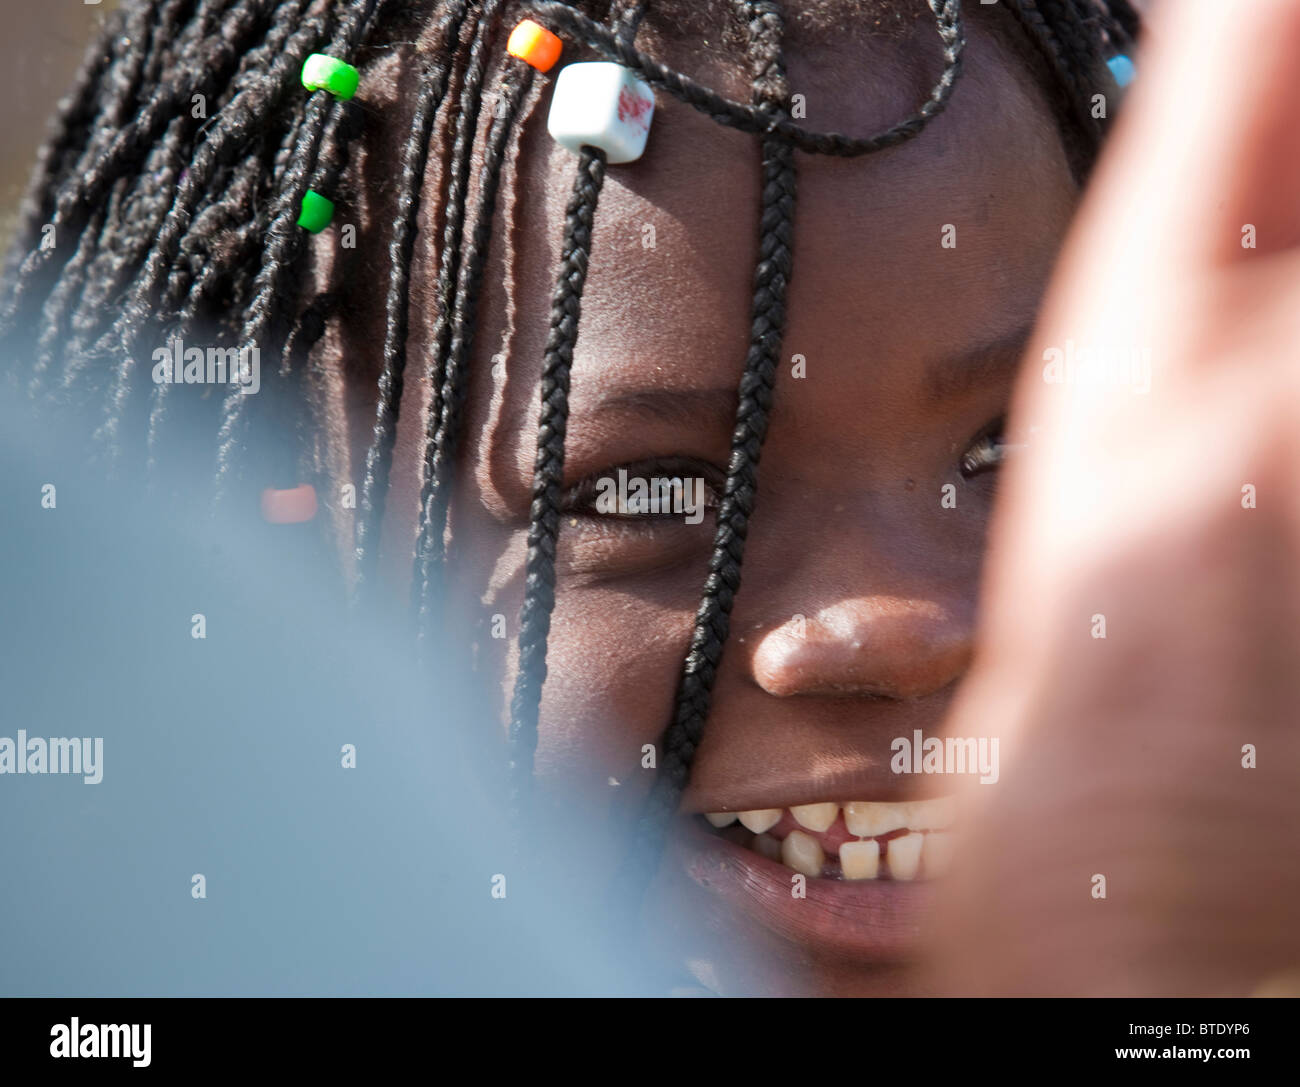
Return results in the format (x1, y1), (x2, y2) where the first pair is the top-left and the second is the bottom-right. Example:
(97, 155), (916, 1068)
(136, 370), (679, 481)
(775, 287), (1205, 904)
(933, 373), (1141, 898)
(928, 0), (1300, 996)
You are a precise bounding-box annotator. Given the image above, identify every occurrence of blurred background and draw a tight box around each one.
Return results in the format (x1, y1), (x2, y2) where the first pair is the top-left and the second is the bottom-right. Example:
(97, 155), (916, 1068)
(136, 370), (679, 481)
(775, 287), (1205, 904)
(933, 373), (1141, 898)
(1, 2), (119, 253)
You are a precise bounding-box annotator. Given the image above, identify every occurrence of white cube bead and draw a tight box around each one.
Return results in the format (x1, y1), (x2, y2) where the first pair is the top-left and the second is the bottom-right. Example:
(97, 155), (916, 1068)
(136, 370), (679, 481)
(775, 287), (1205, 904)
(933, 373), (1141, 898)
(546, 62), (655, 165)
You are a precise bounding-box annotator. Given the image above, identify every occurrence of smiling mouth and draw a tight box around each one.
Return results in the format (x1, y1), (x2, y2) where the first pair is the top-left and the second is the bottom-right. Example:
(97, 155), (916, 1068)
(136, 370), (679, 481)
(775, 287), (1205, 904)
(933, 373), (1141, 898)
(697, 798), (955, 881)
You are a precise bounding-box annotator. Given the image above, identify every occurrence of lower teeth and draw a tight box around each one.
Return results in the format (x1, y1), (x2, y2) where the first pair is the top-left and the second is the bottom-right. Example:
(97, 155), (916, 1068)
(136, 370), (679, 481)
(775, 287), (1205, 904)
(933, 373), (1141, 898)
(706, 818), (939, 881)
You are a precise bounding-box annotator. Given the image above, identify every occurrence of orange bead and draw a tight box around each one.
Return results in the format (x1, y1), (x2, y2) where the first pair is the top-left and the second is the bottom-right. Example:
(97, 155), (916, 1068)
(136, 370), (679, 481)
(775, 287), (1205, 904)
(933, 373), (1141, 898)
(507, 19), (562, 73)
(260, 484), (318, 524)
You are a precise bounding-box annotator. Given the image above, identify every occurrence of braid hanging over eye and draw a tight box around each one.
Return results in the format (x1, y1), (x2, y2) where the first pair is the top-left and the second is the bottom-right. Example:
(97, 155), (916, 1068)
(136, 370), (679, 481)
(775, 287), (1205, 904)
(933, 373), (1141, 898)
(618, 0), (798, 896)
(504, 0), (647, 812)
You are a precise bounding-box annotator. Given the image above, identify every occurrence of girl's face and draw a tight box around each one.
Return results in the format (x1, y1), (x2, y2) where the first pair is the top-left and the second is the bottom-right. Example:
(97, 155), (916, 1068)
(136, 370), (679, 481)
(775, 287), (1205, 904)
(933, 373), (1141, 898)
(339, 3), (1077, 995)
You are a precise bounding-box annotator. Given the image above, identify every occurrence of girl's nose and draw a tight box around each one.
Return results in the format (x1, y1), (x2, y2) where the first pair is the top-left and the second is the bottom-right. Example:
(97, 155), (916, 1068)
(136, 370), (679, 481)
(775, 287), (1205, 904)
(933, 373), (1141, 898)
(749, 596), (973, 701)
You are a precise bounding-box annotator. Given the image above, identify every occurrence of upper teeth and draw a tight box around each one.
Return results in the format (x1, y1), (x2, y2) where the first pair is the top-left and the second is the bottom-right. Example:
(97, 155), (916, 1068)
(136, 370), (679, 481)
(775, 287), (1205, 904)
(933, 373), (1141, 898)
(788, 801), (838, 832)
(844, 801), (910, 838)
(737, 808), (782, 834)
(846, 797), (955, 835)
(709, 798), (954, 837)
(702, 798), (956, 881)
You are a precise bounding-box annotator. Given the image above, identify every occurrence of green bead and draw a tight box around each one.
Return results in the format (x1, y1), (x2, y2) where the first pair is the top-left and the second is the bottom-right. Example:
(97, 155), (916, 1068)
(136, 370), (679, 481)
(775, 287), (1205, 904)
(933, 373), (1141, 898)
(301, 53), (360, 100)
(297, 190), (335, 233)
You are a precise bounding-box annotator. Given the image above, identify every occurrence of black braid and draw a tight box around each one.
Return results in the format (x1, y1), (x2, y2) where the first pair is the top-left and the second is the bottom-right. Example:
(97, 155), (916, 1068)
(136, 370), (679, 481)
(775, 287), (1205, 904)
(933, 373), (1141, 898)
(353, 0), (474, 586)
(270, 84), (369, 490)
(609, 0), (649, 43)
(27, 1), (239, 397)
(407, 0), (511, 613)
(618, 0), (796, 891)
(1005, 0), (1112, 165)
(109, 4), (328, 466)
(147, 220), (261, 476)
(74, 1), (162, 184)
(69, 2), (154, 177)
(365, 0), (497, 596)
(91, 116), (194, 456)
(507, 145), (607, 806)
(0, 0), (278, 340)
(281, 290), (341, 488)
(78, 0), (323, 435)
(520, 0), (965, 157)
(503, 0), (646, 806)
(58, 179), (135, 399)
(69, 0), (273, 233)
(27, 206), (107, 397)
(143, 157), (267, 471)
(411, 63), (536, 624)
(138, 0), (200, 88)
(1103, 0), (1140, 47)
(213, 0), (386, 499)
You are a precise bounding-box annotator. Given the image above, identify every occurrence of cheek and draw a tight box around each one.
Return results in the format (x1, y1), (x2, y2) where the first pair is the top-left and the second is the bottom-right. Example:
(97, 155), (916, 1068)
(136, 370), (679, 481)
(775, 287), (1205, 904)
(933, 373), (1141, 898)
(535, 583), (697, 798)
(444, 508), (700, 802)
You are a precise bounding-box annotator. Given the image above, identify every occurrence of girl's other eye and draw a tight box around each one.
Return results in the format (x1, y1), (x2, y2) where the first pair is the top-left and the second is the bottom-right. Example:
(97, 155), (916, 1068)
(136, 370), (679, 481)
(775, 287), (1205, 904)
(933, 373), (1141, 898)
(561, 457), (725, 522)
(960, 418), (1008, 479)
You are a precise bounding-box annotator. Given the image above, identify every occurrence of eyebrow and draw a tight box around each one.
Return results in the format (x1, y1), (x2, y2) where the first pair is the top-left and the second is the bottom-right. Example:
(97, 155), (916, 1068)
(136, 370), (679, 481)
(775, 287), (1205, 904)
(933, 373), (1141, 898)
(577, 322), (1036, 430)
(921, 322), (1035, 405)
(576, 385), (742, 433)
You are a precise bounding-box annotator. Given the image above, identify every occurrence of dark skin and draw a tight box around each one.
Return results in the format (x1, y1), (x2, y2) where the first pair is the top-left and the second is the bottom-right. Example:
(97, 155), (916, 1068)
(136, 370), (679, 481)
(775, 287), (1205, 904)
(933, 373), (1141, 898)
(316, 2), (1077, 995)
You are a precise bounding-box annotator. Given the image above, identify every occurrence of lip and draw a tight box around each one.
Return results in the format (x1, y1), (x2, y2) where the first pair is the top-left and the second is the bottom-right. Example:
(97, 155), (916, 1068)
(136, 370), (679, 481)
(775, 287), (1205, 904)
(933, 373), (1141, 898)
(680, 761), (956, 814)
(670, 815), (938, 962)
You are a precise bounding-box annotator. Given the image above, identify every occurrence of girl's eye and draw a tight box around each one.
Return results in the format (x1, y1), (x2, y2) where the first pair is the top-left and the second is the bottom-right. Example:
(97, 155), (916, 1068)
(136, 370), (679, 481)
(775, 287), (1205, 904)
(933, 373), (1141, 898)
(561, 457), (725, 522)
(960, 418), (1008, 479)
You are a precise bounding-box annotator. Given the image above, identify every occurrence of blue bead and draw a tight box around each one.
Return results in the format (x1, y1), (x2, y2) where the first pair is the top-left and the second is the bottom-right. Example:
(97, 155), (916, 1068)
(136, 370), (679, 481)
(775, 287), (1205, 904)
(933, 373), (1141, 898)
(1107, 54), (1136, 89)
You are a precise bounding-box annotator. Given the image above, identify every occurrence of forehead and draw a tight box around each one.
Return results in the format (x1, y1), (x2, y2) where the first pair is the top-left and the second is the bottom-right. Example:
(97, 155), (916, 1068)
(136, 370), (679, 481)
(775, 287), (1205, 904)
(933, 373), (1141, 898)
(332, 1), (1080, 561)
(460, 2), (1075, 476)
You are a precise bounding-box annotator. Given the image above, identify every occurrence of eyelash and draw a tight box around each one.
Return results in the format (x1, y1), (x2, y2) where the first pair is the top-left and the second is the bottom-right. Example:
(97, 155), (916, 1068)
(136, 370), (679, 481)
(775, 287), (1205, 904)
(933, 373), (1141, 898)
(561, 457), (726, 521)
(561, 421), (1007, 525)
(960, 418), (1008, 479)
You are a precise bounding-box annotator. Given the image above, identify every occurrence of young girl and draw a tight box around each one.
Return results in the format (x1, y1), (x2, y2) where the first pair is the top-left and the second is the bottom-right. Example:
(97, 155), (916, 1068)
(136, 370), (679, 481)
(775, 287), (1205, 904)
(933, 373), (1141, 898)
(5, 0), (1217, 998)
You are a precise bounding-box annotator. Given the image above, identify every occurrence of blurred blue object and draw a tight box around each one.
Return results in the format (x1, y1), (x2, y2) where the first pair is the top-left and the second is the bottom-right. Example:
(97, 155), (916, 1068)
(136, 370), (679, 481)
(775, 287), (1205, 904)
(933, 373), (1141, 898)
(0, 391), (657, 996)
(1107, 53), (1136, 88)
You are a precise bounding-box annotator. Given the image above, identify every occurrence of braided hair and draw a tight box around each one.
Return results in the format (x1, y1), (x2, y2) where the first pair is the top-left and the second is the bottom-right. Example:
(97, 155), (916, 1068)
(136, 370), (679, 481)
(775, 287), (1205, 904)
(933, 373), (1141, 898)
(0, 0), (1141, 903)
